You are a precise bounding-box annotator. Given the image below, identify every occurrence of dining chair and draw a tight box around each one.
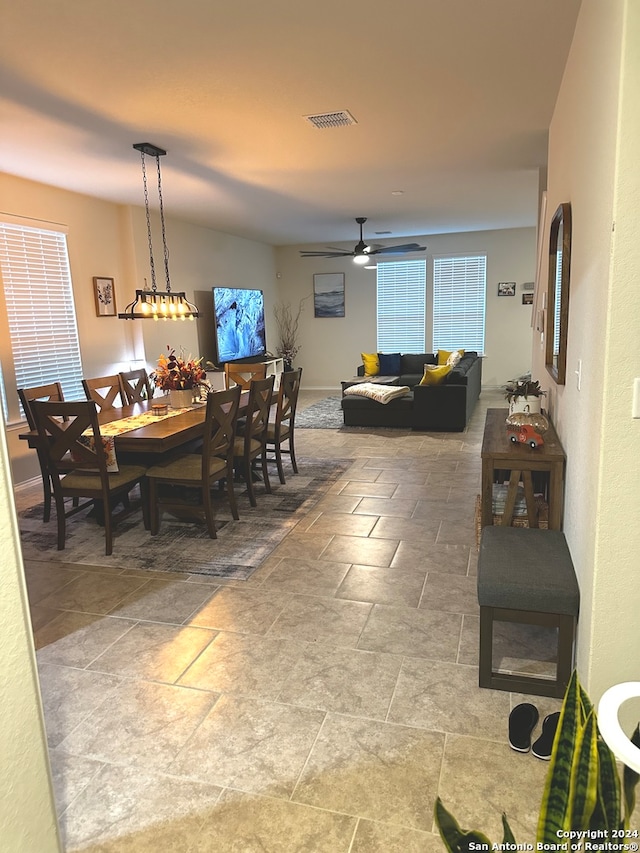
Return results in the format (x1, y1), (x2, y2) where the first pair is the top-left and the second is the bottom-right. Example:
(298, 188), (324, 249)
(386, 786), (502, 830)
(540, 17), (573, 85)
(145, 386), (242, 538)
(30, 399), (148, 556)
(18, 382), (66, 522)
(119, 368), (153, 404)
(82, 374), (127, 411)
(265, 367), (302, 484)
(224, 361), (266, 391)
(233, 375), (275, 507)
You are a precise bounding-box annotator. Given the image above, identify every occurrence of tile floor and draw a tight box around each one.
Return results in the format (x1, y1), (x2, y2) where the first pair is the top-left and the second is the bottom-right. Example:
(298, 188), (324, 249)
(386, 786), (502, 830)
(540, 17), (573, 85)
(22, 389), (566, 852)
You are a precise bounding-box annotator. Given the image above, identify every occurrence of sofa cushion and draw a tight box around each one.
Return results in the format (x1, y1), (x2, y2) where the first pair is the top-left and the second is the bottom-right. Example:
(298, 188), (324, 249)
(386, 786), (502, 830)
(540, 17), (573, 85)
(419, 364), (452, 385)
(361, 353), (380, 376)
(400, 353), (436, 374)
(437, 348), (465, 366)
(378, 352), (402, 375)
(399, 374), (423, 388)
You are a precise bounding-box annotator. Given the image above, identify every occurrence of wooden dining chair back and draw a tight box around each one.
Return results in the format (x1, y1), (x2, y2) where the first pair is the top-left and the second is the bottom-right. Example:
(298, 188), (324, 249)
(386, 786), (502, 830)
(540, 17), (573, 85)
(30, 400), (148, 555)
(18, 382), (66, 522)
(224, 362), (266, 391)
(233, 375), (275, 507)
(82, 374), (126, 411)
(120, 368), (153, 404)
(266, 367), (303, 484)
(146, 386), (242, 538)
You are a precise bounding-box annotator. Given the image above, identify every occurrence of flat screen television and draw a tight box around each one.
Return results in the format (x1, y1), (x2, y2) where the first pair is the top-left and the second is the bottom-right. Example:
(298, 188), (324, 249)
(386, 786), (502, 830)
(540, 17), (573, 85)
(212, 286), (267, 364)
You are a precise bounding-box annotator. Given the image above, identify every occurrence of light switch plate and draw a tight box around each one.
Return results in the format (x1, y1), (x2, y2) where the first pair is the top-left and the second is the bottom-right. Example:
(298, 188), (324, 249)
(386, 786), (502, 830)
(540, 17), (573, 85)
(633, 378), (640, 418)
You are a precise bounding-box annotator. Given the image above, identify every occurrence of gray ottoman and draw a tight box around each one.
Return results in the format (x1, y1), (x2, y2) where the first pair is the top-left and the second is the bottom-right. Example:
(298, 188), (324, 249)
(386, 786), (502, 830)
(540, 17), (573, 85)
(477, 526), (580, 698)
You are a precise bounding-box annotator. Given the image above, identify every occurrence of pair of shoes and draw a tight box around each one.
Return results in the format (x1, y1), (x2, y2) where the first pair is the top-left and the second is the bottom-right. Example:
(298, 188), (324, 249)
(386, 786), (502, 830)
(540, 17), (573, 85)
(508, 704), (560, 760)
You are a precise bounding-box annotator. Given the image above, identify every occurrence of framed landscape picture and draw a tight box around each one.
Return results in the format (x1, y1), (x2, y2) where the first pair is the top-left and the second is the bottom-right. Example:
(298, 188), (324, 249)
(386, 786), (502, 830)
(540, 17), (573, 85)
(313, 273), (345, 318)
(93, 277), (117, 316)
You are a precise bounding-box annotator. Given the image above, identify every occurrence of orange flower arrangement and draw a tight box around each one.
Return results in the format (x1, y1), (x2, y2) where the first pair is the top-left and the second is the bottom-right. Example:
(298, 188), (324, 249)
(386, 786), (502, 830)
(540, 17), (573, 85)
(151, 346), (206, 391)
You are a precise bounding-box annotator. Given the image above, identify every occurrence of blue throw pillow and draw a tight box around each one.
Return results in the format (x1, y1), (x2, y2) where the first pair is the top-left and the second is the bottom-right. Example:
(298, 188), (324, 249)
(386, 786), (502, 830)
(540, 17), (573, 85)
(378, 352), (402, 375)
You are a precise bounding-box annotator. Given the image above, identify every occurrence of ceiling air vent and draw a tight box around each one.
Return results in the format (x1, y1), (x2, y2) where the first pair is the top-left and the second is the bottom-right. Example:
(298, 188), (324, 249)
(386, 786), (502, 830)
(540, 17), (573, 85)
(304, 110), (357, 129)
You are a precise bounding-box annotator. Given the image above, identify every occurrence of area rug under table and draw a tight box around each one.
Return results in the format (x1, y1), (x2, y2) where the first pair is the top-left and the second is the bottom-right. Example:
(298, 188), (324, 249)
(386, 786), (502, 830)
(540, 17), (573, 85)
(295, 396), (344, 429)
(18, 458), (351, 580)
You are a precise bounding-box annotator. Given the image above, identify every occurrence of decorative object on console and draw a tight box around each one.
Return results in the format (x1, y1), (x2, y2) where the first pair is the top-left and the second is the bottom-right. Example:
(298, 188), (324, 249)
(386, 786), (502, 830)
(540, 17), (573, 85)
(151, 347), (206, 404)
(300, 217), (426, 264)
(118, 143), (199, 321)
(313, 273), (345, 317)
(503, 375), (546, 415)
(93, 277), (117, 317)
(505, 411), (550, 448)
(274, 297), (307, 368)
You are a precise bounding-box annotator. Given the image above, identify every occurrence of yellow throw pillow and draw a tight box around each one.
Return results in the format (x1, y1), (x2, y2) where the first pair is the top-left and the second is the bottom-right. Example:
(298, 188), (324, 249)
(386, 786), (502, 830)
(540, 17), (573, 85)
(419, 364), (452, 385)
(437, 348), (465, 366)
(361, 352), (380, 376)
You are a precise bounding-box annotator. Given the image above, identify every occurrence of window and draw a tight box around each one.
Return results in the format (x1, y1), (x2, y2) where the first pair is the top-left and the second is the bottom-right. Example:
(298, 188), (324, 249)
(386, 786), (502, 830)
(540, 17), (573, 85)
(432, 254), (486, 353)
(376, 259), (426, 352)
(0, 219), (83, 423)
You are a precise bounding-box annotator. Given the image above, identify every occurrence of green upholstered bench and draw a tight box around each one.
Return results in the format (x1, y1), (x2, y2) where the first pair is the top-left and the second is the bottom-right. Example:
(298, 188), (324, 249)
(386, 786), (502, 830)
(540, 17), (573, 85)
(477, 526), (579, 698)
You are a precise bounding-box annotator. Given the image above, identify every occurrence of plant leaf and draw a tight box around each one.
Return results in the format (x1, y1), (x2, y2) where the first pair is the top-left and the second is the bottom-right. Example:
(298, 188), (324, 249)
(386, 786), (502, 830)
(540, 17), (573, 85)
(623, 724), (640, 828)
(501, 813), (516, 844)
(538, 670), (583, 841)
(594, 731), (622, 830)
(570, 709), (599, 828)
(434, 797), (493, 852)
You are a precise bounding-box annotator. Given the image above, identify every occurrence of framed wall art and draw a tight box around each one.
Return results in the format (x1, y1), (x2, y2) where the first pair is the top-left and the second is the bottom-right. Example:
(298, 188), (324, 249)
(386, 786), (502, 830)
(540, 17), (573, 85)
(313, 273), (345, 318)
(522, 292), (534, 305)
(93, 277), (117, 317)
(497, 281), (516, 297)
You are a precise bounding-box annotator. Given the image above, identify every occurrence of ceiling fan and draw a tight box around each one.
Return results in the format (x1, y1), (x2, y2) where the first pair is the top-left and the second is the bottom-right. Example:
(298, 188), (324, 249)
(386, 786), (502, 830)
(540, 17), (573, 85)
(300, 217), (427, 265)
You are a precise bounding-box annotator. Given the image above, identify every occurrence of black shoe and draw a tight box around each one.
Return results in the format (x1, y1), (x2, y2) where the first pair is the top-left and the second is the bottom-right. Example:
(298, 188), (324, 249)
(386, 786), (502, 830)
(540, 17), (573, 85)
(532, 712), (561, 760)
(508, 703), (539, 753)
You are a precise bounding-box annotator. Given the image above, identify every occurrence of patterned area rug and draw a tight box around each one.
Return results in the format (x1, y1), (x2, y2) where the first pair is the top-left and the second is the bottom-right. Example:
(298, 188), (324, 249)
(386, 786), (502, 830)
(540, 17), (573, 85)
(295, 396), (344, 429)
(18, 458), (351, 580)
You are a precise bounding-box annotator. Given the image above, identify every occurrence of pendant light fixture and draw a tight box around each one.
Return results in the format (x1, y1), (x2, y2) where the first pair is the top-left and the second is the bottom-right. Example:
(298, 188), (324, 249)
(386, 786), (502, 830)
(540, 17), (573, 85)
(119, 143), (199, 321)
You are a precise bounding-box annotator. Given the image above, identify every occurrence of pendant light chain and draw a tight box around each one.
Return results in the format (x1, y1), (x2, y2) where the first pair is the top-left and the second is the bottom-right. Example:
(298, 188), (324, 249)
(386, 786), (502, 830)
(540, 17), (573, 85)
(140, 151), (158, 293)
(155, 153), (172, 294)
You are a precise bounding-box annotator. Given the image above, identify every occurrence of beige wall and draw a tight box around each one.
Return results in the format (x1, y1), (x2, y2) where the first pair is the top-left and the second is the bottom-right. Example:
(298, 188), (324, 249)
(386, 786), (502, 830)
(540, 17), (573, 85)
(0, 172), (277, 485)
(0, 414), (60, 851)
(274, 227), (537, 389)
(531, 0), (640, 705)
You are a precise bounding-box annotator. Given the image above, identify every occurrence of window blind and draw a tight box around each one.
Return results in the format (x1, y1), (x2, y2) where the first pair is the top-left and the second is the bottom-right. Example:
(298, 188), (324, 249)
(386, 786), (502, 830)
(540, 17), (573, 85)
(432, 254), (486, 353)
(0, 221), (83, 421)
(376, 259), (426, 352)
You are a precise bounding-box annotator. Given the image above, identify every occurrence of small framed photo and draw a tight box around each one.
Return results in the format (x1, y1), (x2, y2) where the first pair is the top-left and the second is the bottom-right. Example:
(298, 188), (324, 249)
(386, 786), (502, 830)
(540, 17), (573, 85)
(522, 292), (534, 305)
(313, 273), (345, 318)
(498, 281), (516, 297)
(93, 277), (117, 317)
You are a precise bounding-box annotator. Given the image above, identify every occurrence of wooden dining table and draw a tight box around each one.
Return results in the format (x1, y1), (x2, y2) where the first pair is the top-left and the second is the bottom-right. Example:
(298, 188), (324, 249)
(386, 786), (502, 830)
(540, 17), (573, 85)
(20, 392), (250, 459)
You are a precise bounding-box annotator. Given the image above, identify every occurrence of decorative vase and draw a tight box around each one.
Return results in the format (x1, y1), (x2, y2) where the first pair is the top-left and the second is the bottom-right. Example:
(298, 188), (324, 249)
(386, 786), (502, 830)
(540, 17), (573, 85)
(508, 395), (542, 416)
(168, 388), (194, 409)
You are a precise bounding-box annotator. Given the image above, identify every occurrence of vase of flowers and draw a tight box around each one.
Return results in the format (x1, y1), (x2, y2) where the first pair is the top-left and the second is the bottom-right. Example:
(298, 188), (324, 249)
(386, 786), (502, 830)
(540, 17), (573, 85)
(151, 346), (206, 408)
(503, 376), (546, 416)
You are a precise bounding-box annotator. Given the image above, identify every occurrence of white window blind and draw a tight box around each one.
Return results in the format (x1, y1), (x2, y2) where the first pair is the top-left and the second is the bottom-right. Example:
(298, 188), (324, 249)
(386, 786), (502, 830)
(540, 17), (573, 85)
(376, 259), (426, 352)
(0, 221), (83, 421)
(432, 254), (486, 353)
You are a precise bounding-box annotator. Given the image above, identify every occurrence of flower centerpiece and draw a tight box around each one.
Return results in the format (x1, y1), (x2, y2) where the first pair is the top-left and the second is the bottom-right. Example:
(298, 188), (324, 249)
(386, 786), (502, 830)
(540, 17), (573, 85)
(503, 375), (546, 415)
(151, 346), (206, 408)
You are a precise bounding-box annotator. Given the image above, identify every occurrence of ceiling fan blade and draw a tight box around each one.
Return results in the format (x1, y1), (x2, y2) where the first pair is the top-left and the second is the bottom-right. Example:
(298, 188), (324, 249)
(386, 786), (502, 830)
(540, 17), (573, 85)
(299, 250), (352, 258)
(369, 244), (426, 255)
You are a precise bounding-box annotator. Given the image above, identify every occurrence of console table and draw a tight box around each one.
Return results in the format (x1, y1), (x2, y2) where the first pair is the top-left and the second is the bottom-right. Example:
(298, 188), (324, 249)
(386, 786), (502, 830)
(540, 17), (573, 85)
(481, 408), (566, 531)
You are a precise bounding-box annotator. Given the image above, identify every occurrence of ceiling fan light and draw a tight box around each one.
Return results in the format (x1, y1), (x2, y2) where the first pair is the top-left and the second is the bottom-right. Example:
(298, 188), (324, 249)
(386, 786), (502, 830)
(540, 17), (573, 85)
(353, 253), (370, 265)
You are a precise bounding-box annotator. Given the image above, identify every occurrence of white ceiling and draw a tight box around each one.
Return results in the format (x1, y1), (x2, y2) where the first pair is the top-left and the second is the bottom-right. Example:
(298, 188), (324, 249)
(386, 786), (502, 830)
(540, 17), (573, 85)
(1, 0), (581, 248)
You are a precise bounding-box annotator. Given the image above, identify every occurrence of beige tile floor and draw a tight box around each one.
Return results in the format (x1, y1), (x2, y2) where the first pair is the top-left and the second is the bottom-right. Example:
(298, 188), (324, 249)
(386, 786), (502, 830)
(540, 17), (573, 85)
(22, 389), (567, 852)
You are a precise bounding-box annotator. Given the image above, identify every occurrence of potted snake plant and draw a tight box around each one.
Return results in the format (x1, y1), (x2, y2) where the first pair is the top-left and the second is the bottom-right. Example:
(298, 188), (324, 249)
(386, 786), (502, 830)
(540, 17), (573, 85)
(435, 670), (640, 848)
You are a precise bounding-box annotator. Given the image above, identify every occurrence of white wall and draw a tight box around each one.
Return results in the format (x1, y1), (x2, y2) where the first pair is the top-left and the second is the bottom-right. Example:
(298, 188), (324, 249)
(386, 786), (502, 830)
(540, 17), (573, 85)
(274, 227), (536, 389)
(531, 0), (640, 704)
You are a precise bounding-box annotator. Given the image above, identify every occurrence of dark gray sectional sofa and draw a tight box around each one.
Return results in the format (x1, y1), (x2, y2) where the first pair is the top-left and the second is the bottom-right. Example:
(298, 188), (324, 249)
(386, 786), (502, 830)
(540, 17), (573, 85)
(341, 352), (482, 431)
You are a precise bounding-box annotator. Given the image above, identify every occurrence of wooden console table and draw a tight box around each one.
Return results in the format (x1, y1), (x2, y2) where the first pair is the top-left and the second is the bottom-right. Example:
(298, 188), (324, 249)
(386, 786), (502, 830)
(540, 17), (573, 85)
(481, 408), (566, 531)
